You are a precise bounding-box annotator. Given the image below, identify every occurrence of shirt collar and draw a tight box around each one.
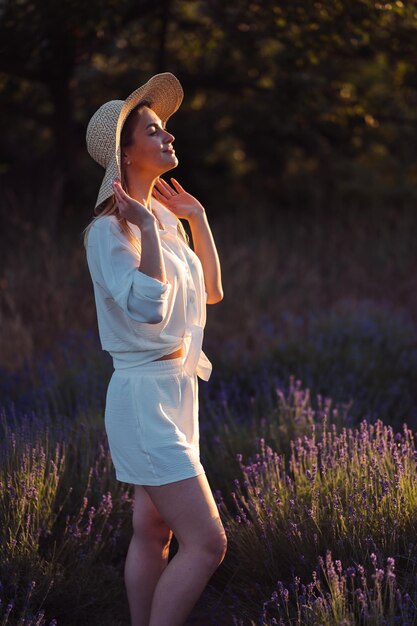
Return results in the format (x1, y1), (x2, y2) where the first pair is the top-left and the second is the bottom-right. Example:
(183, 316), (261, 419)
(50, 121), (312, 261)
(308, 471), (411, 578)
(150, 197), (178, 237)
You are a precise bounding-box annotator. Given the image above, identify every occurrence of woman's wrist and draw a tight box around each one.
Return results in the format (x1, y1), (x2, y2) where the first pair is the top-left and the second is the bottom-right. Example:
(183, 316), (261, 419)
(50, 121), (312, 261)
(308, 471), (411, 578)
(186, 204), (206, 223)
(138, 214), (158, 232)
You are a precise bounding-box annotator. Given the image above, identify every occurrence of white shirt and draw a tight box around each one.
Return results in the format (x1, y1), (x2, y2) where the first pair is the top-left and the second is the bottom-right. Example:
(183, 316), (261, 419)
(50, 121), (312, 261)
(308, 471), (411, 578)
(85, 197), (212, 381)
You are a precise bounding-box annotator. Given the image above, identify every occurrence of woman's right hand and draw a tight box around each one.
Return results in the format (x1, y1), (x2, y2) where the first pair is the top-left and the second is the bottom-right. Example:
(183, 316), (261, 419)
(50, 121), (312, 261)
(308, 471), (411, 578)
(113, 180), (156, 229)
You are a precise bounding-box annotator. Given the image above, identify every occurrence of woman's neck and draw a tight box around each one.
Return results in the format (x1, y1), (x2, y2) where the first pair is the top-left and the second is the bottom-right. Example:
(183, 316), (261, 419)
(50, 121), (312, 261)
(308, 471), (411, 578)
(124, 171), (163, 228)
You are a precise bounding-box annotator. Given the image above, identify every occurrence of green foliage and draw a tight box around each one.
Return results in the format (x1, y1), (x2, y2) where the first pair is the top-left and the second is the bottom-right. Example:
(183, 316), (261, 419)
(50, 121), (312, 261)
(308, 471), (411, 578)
(2, 0), (417, 232)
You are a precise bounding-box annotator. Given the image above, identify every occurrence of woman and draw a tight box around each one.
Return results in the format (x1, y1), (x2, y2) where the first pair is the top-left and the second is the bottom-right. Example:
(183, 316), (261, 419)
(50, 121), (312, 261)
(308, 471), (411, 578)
(83, 73), (227, 626)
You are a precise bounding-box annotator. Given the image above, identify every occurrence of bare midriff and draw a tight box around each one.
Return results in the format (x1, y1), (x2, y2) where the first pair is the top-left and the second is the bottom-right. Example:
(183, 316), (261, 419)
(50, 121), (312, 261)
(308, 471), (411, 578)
(152, 345), (184, 361)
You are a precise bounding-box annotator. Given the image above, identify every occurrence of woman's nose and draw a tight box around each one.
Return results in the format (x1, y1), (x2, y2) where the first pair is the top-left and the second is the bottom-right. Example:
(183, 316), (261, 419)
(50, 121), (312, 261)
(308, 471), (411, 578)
(163, 131), (175, 143)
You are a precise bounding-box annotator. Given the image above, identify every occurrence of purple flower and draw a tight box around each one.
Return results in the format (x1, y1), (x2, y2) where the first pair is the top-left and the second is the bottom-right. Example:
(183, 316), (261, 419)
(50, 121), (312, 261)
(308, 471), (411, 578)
(373, 568), (384, 583)
(306, 469), (314, 482)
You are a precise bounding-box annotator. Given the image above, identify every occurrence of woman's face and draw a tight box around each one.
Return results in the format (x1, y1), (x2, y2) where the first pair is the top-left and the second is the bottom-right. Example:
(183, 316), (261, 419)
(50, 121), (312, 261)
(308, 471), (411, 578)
(122, 106), (178, 177)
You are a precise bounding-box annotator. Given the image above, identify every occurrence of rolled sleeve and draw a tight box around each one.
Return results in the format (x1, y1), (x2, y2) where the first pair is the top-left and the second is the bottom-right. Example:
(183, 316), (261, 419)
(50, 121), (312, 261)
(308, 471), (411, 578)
(89, 217), (171, 324)
(129, 270), (172, 323)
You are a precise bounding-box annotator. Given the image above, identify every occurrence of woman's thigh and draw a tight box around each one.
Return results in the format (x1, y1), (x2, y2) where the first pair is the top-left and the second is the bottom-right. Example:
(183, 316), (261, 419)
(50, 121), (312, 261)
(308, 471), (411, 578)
(142, 473), (227, 552)
(133, 484), (172, 543)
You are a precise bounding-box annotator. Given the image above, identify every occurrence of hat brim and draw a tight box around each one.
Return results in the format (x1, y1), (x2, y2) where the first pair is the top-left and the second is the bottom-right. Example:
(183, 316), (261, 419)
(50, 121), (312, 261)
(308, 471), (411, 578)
(95, 72), (183, 209)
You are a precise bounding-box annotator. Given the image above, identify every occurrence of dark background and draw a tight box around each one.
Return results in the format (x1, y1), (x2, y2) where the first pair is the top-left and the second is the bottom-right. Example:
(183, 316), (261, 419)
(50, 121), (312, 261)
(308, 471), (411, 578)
(3, 0), (417, 233)
(1, 0), (417, 391)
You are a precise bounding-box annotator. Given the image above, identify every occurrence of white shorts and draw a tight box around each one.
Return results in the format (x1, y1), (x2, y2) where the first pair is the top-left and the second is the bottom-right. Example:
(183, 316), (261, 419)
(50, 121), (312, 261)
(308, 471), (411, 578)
(104, 356), (206, 486)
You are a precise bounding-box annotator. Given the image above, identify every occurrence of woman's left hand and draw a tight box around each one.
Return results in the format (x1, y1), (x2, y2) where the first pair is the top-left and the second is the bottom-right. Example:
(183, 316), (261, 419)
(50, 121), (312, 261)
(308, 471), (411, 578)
(152, 177), (205, 221)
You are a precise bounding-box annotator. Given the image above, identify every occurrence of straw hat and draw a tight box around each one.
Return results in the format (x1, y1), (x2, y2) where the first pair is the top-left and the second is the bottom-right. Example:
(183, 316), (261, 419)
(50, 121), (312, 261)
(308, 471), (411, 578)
(86, 72), (184, 209)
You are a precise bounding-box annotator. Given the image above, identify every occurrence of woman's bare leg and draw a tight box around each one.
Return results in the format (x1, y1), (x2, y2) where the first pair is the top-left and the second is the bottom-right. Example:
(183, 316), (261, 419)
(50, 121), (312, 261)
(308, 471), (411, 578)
(124, 484), (173, 626)
(144, 472), (228, 626)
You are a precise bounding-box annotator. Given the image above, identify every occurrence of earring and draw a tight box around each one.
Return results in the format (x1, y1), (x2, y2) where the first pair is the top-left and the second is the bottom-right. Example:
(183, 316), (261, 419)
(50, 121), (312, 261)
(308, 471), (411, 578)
(127, 160), (131, 165)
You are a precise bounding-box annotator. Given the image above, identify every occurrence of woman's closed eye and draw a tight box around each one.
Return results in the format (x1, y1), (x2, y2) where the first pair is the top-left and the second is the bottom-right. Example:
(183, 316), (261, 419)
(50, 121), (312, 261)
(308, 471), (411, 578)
(149, 124), (166, 136)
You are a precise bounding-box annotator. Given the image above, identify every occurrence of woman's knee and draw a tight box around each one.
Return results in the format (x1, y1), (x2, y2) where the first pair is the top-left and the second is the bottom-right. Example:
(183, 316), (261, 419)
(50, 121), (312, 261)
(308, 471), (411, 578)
(181, 518), (228, 565)
(132, 487), (172, 546)
(205, 525), (228, 565)
(132, 508), (172, 544)
(142, 474), (228, 562)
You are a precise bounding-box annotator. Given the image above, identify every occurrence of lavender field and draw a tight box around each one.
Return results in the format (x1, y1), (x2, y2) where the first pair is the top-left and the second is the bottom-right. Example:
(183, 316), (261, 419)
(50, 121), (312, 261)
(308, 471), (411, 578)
(1, 312), (417, 624)
(1, 204), (417, 625)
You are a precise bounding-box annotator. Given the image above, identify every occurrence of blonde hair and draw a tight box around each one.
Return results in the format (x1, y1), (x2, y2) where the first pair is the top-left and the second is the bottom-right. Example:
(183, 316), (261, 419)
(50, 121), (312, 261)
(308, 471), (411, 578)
(81, 101), (190, 254)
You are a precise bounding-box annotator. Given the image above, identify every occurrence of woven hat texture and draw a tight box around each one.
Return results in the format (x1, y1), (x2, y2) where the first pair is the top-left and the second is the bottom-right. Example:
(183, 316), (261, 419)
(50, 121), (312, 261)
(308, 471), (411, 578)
(86, 72), (184, 209)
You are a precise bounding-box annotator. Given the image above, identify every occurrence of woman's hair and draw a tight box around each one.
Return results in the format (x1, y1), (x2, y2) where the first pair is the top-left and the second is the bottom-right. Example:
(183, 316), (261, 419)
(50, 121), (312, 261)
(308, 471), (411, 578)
(81, 100), (190, 254)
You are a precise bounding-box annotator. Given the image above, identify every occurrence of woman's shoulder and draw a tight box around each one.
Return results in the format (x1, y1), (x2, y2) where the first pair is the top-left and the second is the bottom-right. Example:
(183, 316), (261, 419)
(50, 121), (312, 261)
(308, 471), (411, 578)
(87, 215), (141, 258)
(88, 214), (121, 241)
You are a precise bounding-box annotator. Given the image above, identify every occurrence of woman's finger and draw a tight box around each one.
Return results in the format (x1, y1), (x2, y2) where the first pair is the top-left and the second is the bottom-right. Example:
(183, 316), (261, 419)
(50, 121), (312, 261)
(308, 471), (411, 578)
(170, 178), (185, 193)
(113, 186), (124, 202)
(155, 177), (175, 196)
(113, 182), (130, 206)
(152, 188), (168, 203)
(113, 180), (125, 194)
(153, 181), (170, 198)
(116, 183), (129, 198)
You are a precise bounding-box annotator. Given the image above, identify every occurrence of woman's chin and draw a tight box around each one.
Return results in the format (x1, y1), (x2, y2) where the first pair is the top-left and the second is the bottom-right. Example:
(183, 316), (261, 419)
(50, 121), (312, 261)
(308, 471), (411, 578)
(160, 158), (179, 174)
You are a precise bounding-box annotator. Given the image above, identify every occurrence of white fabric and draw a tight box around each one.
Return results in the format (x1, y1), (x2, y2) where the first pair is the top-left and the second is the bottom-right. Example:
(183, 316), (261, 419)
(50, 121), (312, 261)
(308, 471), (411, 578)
(104, 357), (205, 485)
(85, 197), (212, 381)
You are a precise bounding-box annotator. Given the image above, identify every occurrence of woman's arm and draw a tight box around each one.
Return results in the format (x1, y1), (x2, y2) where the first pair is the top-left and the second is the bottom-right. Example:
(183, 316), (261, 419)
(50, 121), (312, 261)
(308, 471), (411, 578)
(114, 179), (168, 284)
(187, 207), (223, 304)
(152, 177), (224, 305)
(138, 219), (168, 284)
(86, 217), (171, 324)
